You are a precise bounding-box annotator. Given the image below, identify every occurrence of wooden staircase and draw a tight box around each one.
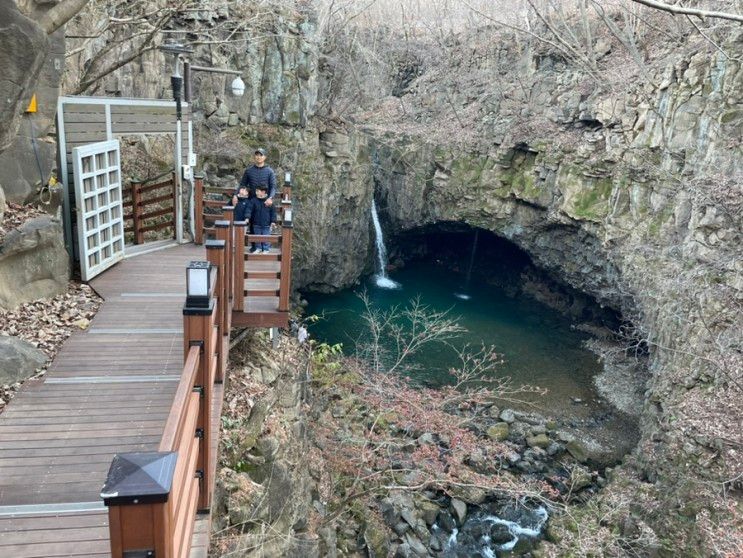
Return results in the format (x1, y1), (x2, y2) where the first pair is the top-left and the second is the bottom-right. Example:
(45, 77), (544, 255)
(194, 175), (292, 329)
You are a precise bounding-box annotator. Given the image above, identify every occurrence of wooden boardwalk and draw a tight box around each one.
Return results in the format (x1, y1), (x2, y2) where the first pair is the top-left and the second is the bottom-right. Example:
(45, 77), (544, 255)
(0, 244), (216, 557)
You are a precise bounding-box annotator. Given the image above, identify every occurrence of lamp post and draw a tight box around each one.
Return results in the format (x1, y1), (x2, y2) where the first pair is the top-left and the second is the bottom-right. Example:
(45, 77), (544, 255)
(158, 42), (194, 244)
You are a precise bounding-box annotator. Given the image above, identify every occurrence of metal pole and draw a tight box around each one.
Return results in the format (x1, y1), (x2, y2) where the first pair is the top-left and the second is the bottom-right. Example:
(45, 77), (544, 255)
(183, 61), (192, 103)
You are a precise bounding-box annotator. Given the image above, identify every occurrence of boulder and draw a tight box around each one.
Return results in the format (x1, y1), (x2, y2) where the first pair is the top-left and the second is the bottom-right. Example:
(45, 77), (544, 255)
(486, 422), (510, 441)
(0, 185), (5, 224)
(449, 498), (467, 525)
(0, 335), (47, 384)
(0, 216), (69, 309)
(526, 434), (551, 449)
(363, 516), (390, 558)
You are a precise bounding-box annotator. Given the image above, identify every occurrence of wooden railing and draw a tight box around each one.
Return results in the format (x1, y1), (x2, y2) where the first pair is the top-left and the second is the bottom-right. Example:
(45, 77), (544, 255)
(100, 173), (291, 556)
(123, 173), (177, 244)
(195, 174), (293, 326)
(193, 174), (292, 245)
(101, 239), (228, 558)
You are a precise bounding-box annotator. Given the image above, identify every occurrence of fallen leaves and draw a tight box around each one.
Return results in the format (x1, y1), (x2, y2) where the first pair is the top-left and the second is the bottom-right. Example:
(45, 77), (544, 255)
(0, 202), (47, 244)
(0, 282), (102, 410)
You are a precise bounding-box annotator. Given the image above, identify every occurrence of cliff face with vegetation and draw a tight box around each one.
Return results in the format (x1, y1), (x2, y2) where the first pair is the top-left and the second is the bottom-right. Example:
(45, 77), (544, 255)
(352, 30), (742, 552)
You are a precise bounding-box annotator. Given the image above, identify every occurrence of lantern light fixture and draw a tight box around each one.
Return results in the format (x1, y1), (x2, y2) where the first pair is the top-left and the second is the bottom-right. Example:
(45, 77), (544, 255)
(186, 261), (214, 308)
(231, 76), (245, 97)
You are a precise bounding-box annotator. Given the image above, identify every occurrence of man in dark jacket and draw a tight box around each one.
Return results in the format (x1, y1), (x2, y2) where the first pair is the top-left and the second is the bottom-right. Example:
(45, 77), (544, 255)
(232, 148), (277, 204)
(232, 148), (277, 251)
(249, 185), (276, 253)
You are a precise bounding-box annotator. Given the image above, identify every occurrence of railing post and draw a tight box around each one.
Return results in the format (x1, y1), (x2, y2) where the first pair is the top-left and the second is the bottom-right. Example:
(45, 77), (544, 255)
(131, 179), (144, 245)
(207, 236), (227, 383)
(283, 173), (292, 202)
(233, 220), (246, 312)
(221, 206), (235, 314)
(102, 452), (178, 558)
(194, 173), (204, 245)
(279, 208), (293, 313)
(183, 272), (216, 511)
(215, 220), (231, 336)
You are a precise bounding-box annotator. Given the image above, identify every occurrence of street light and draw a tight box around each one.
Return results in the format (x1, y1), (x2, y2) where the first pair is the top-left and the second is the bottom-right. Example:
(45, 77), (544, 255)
(158, 41), (194, 244)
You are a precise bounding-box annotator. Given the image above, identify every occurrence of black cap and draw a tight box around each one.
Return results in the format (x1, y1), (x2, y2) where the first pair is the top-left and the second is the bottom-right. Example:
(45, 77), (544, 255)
(255, 148), (266, 156)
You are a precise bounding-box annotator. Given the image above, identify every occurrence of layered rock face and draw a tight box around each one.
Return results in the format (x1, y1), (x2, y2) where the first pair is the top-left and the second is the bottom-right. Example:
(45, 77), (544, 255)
(0, 2), (67, 203)
(363, 34), (742, 489)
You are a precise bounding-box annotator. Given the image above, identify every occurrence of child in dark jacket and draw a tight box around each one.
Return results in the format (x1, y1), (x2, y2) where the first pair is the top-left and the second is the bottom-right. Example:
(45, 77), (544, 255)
(234, 185), (251, 222)
(249, 185), (276, 253)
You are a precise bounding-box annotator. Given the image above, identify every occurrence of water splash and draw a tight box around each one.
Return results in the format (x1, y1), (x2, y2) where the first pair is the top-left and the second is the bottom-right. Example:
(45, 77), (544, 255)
(483, 506), (549, 551)
(371, 199), (400, 289)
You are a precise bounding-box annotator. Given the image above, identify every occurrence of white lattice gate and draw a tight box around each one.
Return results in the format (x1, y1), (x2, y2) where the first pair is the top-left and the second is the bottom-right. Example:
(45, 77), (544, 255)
(72, 140), (125, 281)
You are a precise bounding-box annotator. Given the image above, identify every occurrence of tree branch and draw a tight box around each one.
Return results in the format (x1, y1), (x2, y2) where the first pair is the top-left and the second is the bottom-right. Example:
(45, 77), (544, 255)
(629, 0), (743, 23)
(38, 0), (92, 34)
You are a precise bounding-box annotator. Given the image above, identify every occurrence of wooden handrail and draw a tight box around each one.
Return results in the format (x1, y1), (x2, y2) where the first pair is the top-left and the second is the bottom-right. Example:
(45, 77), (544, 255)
(102, 255), (224, 558)
(139, 178), (175, 194)
(125, 173), (177, 245)
(139, 192), (174, 206)
(159, 344), (201, 452)
(234, 221), (246, 312)
(130, 180), (144, 244)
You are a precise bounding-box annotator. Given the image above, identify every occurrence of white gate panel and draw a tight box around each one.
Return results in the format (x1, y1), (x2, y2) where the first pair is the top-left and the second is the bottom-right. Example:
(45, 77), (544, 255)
(72, 140), (125, 281)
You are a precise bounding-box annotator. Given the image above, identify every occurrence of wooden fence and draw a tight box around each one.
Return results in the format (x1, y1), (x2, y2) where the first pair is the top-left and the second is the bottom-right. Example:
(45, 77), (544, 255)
(122, 174), (177, 244)
(195, 175), (293, 329)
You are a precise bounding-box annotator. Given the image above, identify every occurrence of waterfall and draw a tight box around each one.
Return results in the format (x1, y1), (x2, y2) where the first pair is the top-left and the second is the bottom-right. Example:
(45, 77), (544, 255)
(455, 230), (479, 300)
(371, 199), (400, 289)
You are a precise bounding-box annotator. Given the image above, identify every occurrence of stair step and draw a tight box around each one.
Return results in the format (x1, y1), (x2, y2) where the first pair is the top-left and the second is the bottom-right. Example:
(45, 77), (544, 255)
(245, 271), (280, 279)
(245, 252), (281, 261)
(244, 289), (280, 297)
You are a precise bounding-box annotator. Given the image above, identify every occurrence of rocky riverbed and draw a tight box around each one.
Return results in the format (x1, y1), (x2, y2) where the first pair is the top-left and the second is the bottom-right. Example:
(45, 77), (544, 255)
(214, 329), (643, 557)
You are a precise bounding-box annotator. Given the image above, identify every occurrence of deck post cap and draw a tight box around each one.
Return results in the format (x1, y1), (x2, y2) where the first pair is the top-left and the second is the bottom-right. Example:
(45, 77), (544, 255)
(214, 220), (230, 228)
(205, 239), (226, 249)
(233, 220), (248, 227)
(184, 298), (215, 315)
(101, 451), (177, 506)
